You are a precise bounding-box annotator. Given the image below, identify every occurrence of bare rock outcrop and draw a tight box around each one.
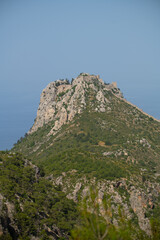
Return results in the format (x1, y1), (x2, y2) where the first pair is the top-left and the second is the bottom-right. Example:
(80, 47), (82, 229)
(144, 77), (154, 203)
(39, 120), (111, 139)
(129, 189), (151, 235)
(0, 194), (19, 239)
(50, 172), (158, 236)
(28, 73), (123, 135)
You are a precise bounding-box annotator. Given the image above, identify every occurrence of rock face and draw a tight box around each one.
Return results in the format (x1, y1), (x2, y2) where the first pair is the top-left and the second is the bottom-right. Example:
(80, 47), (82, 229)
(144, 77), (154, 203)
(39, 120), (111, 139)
(0, 194), (18, 239)
(129, 189), (151, 235)
(28, 73), (123, 134)
(50, 172), (159, 236)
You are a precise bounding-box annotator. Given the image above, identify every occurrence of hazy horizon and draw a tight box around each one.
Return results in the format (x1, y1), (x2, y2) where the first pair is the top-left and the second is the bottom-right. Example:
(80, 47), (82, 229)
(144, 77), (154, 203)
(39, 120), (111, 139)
(0, 0), (160, 150)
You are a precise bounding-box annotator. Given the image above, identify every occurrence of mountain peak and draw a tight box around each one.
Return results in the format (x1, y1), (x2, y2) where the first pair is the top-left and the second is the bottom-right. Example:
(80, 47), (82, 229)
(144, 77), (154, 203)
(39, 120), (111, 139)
(28, 73), (123, 134)
(12, 74), (160, 239)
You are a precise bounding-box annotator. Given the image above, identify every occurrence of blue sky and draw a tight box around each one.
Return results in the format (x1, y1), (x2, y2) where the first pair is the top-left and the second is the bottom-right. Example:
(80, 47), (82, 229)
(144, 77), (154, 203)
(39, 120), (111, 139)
(0, 0), (160, 150)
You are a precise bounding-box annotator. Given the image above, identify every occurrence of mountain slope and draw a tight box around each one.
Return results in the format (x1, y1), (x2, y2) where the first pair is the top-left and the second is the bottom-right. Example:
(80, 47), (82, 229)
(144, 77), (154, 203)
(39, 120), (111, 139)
(0, 151), (78, 239)
(13, 73), (160, 176)
(12, 73), (160, 235)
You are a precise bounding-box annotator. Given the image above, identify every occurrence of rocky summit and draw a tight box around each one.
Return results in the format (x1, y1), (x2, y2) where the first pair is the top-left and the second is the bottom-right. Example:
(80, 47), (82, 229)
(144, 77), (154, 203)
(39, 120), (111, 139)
(1, 73), (160, 239)
(29, 73), (123, 134)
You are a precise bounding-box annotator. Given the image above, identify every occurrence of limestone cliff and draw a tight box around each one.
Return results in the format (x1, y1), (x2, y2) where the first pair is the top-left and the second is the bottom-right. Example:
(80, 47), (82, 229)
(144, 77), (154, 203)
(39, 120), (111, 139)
(12, 72), (160, 238)
(28, 73), (123, 134)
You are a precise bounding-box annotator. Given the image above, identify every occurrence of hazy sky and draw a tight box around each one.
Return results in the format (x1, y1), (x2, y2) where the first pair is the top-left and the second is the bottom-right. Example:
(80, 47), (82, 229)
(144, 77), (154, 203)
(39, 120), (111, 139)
(0, 0), (160, 150)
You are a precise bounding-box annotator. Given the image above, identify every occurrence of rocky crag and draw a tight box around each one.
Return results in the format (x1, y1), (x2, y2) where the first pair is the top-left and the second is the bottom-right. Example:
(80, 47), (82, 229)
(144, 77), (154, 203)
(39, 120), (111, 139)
(13, 72), (160, 237)
(48, 169), (160, 235)
(29, 73), (123, 135)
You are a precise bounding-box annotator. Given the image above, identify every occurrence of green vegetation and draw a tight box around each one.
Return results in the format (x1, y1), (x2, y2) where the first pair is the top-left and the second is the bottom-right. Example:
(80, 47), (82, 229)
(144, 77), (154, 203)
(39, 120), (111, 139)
(10, 77), (160, 239)
(38, 149), (127, 179)
(0, 151), (78, 239)
(71, 189), (160, 240)
(71, 189), (155, 240)
(12, 100), (160, 181)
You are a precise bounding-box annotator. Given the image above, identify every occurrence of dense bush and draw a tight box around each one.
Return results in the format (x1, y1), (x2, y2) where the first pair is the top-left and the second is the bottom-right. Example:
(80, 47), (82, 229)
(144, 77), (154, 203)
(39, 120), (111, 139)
(0, 152), (78, 239)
